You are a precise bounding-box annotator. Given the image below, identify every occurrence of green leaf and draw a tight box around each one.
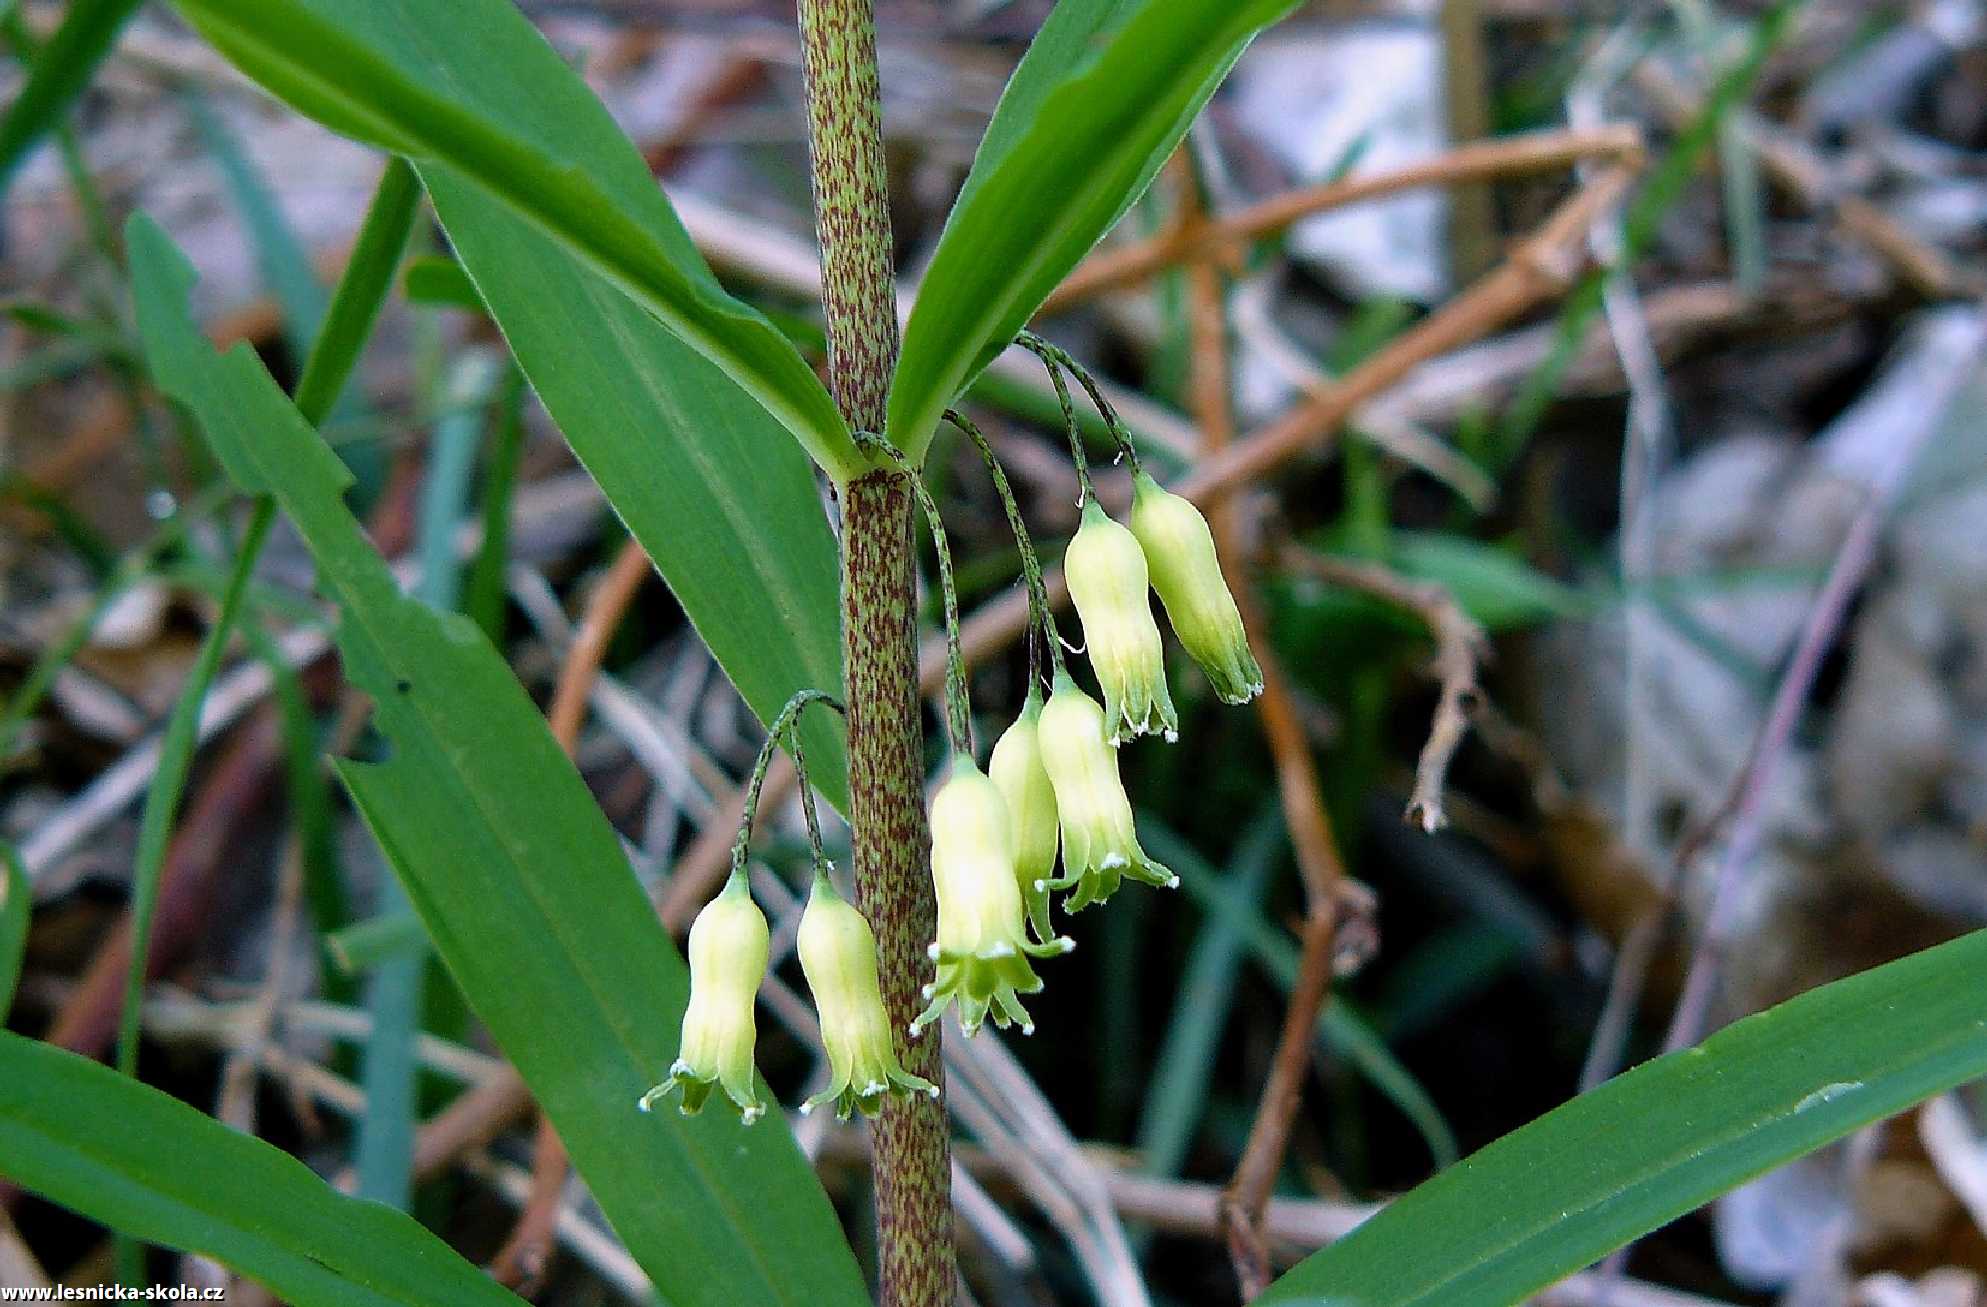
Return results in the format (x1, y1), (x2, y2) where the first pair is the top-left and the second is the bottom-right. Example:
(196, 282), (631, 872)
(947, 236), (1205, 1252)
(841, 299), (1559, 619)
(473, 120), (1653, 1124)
(1260, 929), (1987, 1306)
(128, 215), (868, 1307)
(402, 254), (484, 311)
(0, 1031), (524, 1307)
(0, 0), (142, 187)
(1146, 821), (1459, 1169)
(171, 0), (860, 480)
(1384, 533), (1580, 632)
(889, 0), (1298, 455)
(0, 843), (25, 1019)
(294, 156), (422, 424)
(424, 174), (850, 809)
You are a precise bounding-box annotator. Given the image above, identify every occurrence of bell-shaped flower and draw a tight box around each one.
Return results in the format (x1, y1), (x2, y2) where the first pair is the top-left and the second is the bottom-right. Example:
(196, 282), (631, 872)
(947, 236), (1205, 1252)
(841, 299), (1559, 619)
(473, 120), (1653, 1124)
(912, 755), (1071, 1039)
(1128, 473), (1264, 705)
(1036, 674), (1177, 911)
(640, 875), (768, 1122)
(1065, 498), (1177, 743)
(796, 874), (936, 1119)
(988, 695), (1060, 946)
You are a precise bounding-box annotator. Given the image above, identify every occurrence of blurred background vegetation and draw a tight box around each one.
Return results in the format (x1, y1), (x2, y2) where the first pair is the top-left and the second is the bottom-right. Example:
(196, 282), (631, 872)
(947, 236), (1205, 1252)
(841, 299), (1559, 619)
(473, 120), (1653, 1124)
(5, 0), (1987, 1302)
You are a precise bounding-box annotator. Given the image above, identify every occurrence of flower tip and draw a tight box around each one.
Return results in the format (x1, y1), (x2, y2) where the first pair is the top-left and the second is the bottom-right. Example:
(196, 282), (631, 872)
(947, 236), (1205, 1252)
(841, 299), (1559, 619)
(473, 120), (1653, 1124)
(740, 1104), (765, 1125)
(1021, 1022), (1036, 1036)
(1164, 874), (1181, 889)
(1163, 728), (1179, 743)
(926, 941), (941, 961)
(797, 1100), (813, 1117)
(920, 983), (935, 999)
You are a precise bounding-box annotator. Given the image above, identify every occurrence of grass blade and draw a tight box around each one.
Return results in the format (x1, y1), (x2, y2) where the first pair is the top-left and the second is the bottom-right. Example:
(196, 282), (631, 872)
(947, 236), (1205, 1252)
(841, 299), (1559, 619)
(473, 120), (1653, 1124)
(1146, 821), (1461, 1169)
(294, 155), (422, 424)
(1138, 813), (1280, 1180)
(0, 0), (141, 186)
(0, 843), (25, 1020)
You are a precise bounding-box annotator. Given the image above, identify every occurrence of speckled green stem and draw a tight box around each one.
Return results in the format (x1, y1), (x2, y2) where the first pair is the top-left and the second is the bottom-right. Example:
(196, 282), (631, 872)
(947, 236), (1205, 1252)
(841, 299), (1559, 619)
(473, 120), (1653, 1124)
(796, 1), (954, 1302)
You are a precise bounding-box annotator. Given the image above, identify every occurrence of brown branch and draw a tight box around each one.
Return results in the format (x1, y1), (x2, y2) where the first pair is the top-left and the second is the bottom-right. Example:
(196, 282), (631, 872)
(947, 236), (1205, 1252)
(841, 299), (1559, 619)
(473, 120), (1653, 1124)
(1042, 124), (1644, 314)
(492, 536), (652, 1293)
(1280, 551), (1488, 834)
(1179, 160), (1366, 1302)
(1219, 905), (1339, 1300)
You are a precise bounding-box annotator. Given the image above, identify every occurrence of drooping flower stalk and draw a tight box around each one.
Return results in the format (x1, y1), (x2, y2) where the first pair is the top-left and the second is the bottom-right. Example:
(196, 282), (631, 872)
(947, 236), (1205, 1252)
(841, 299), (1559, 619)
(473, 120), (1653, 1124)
(943, 407), (1067, 688)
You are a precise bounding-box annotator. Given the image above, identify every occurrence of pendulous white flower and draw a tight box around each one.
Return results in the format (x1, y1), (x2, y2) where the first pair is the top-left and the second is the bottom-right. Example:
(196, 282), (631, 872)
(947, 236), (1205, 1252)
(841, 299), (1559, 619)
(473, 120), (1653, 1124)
(988, 693), (1060, 946)
(796, 874), (936, 1120)
(912, 755), (1071, 1039)
(640, 875), (768, 1122)
(1035, 673), (1177, 911)
(1129, 472), (1264, 705)
(1064, 498), (1178, 743)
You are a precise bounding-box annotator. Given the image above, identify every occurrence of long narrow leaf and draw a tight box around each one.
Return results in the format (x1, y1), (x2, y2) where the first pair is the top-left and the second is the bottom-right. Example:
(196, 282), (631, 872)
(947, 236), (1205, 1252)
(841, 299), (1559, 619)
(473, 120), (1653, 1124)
(0, 844), (25, 1019)
(0, 0), (141, 185)
(128, 214), (868, 1307)
(171, 0), (860, 479)
(889, 0), (1297, 454)
(1260, 929), (1987, 1305)
(423, 171), (850, 810)
(0, 1032), (524, 1307)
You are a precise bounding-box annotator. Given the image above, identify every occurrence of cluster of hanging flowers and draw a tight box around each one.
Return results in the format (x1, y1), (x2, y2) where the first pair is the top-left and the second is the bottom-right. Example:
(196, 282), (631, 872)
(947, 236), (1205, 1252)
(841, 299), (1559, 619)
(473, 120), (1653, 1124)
(642, 335), (1261, 1126)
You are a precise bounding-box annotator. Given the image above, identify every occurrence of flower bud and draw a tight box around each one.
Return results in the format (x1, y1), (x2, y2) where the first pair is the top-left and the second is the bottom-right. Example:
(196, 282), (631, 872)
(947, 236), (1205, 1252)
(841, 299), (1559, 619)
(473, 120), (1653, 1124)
(912, 755), (1072, 1039)
(640, 876), (767, 1122)
(1065, 499), (1177, 743)
(1129, 473), (1263, 705)
(988, 697), (1060, 946)
(796, 875), (936, 1119)
(1036, 675), (1176, 911)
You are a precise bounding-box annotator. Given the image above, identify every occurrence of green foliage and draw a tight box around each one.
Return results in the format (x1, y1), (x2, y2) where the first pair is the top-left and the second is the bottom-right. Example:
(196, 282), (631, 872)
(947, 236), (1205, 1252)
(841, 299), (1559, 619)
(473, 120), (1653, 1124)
(128, 216), (868, 1307)
(0, 0), (142, 186)
(0, 1032), (527, 1307)
(1260, 928), (1987, 1303)
(0, 844), (25, 1020)
(170, 0), (860, 479)
(889, 0), (1300, 455)
(426, 174), (851, 809)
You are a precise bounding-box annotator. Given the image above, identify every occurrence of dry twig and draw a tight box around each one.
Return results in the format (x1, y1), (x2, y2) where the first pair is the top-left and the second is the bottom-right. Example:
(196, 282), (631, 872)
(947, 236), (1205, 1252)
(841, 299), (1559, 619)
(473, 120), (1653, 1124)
(1280, 550), (1488, 834)
(1043, 123), (1645, 313)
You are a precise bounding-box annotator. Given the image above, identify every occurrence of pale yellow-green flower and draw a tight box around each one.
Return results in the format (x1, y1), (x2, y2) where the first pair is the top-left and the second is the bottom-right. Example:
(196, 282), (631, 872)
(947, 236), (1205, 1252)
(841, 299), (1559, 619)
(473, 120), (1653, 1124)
(796, 875), (936, 1119)
(1036, 674), (1176, 911)
(1065, 498), (1177, 743)
(1129, 472), (1264, 705)
(988, 694), (1060, 946)
(640, 875), (767, 1122)
(912, 755), (1071, 1038)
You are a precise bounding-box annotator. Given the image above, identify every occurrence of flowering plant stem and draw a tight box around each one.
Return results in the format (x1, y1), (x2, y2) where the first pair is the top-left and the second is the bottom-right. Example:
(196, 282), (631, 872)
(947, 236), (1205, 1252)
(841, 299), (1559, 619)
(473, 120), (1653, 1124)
(944, 408), (1068, 686)
(795, 0), (954, 1301)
